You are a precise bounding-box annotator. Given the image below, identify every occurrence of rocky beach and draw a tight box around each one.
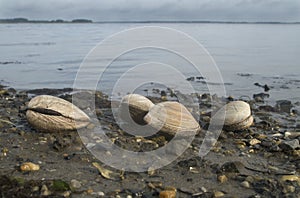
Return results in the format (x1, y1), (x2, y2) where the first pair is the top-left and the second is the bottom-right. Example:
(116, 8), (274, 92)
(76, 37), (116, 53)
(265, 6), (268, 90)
(0, 84), (299, 198)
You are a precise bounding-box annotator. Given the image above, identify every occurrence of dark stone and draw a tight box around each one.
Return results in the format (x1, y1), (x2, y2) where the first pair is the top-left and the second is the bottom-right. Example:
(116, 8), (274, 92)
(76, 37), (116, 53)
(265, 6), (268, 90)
(160, 90), (167, 97)
(219, 161), (245, 173)
(275, 100), (292, 113)
(264, 84), (270, 92)
(279, 139), (300, 151)
(253, 93), (270, 101)
(252, 179), (284, 197)
(201, 93), (210, 100)
(178, 158), (198, 168)
(196, 76), (205, 80)
(186, 77), (195, 81)
(259, 105), (275, 112)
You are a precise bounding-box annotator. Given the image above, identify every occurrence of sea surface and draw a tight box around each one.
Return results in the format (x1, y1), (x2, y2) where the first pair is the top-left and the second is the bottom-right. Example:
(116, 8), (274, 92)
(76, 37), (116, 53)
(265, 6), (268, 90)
(0, 23), (299, 102)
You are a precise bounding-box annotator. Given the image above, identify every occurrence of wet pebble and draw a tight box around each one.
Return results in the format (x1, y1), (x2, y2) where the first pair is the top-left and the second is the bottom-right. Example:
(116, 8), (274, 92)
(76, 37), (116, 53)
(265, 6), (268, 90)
(249, 138), (261, 146)
(279, 139), (300, 152)
(70, 179), (81, 189)
(240, 181), (250, 188)
(280, 175), (300, 186)
(41, 184), (51, 196)
(20, 162), (40, 171)
(214, 191), (225, 197)
(159, 190), (176, 198)
(97, 191), (105, 196)
(218, 175), (228, 183)
(284, 131), (300, 139)
(275, 100), (293, 113)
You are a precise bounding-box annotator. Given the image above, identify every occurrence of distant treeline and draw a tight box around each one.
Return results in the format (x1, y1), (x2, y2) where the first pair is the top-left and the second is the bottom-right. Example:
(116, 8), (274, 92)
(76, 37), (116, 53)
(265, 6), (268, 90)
(0, 18), (299, 24)
(0, 18), (93, 23)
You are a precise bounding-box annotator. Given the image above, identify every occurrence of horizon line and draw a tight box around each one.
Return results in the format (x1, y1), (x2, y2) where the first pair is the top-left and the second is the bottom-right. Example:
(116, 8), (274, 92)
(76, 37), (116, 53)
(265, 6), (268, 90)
(0, 18), (299, 24)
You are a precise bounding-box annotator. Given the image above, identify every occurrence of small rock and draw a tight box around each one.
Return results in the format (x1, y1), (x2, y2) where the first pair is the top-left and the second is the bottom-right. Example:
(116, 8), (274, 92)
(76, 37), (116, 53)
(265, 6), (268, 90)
(159, 190), (176, 198)
(279, 139), (300, 152)
(61, 191), (71, 197)
(220, 161), (245, 174)
(20, 162), (40, 171)
(254, 96), (264, 103)
(86, 188), (93, 194)
(97, 191), (105, 196)
(253, 93), (269, 101)
(283, 185), (295, 193)
(245, 176), (254, 183)
(249, 138), (261, 146)
(32, 186), (39, 192)
(200, 186), (207, 193)
(41, 184), (51, 196)
(280, 175), (300, 186)
(186, 77), (195, 81)
(70, 179), (81, 189)
(218, 175), (228, 183)
(214, 191), (225, 197)
(284, 131), (300, 139)
(275, 100), (292, 113)
(240, 181), (250, 188)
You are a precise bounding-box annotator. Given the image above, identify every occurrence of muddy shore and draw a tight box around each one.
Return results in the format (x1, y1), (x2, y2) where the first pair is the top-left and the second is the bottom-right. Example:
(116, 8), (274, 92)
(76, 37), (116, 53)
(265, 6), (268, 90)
(0, 85), (299, 198)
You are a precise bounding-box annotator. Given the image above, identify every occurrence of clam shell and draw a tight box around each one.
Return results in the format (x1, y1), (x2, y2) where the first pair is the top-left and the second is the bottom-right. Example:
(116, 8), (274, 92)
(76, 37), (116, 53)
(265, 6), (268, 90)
(143, 101), (200, 135)
(120, 94), (154, 125)
(216, 101), (253, 131)
(26, 95), (90, 132)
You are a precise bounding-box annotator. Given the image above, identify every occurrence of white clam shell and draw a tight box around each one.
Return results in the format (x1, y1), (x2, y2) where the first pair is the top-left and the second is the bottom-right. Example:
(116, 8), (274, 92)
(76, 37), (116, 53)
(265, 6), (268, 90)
(144, 101), (200, 135)
(119, 94), (154, 125)
(214, 101), (253, 131)
(26, 95), (90, 132)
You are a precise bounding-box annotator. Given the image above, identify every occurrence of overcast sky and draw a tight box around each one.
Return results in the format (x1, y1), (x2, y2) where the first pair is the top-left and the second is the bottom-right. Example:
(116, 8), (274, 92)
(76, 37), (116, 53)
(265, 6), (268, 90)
(0, 0), (299, 22)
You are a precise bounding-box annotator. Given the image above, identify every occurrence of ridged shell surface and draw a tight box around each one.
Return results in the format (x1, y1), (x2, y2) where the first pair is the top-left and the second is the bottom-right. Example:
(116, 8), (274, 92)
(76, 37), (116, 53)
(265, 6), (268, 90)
(26, 95), (90, 132)
(143, 101), (200, 135)
(215, 101), (253, 131)
(120, 94), (154, 125)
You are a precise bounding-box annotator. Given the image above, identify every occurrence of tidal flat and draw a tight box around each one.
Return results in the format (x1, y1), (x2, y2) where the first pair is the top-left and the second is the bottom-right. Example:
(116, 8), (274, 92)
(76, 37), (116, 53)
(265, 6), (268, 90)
(0, 85), (299, 197)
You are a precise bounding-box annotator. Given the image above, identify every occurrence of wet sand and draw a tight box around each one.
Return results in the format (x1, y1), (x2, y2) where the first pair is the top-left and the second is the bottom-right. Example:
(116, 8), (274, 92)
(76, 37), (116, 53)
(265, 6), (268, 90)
(0, 85), (299, 197)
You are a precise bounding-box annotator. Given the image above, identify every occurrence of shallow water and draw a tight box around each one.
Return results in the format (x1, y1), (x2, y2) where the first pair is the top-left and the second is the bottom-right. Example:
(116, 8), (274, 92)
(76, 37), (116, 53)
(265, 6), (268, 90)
(0, 23), (299, 102)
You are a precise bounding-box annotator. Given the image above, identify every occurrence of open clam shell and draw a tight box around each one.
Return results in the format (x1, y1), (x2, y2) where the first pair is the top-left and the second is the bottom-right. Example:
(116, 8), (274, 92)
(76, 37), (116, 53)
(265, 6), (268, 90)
(215, 101), (253, 131)
(26, 95), (90, 132)
(143, 101), (200, 135)
(119, 94), (154, 125)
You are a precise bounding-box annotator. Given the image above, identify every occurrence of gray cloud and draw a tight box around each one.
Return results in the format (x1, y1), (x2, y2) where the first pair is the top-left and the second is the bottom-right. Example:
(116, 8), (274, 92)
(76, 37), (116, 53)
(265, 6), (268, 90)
(0, 0), (299, 21)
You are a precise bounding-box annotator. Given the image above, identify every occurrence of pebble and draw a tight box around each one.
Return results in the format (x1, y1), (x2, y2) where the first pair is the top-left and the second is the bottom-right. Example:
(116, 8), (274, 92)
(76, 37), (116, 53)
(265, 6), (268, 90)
(283, 185), (295, 193)
(97, 191), (105, 196)
(218, 175), (228, 183)
(279, 139), (300, 151)
(32, 186), (39, 192)
(284, 131), (300, 139)
(159, 190), (176, 198)
(220, 161), (245, 173)
(240, 181), (250, 188)
(70, 179), (81, 189)
(214, 191), (225, 197)
(20, 162), (40, 171)
(200, 186), (207, 193)
(275, 100), (292, 113)
(280, 175), (300, 186)
(249, 138), (261, 146)
(62, 191), (71, 197)
(41, 184), (51, 196)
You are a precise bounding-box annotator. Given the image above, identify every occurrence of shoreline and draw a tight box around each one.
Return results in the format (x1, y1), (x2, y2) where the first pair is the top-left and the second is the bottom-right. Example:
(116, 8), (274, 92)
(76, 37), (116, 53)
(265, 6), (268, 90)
(0, 84), (299, 197)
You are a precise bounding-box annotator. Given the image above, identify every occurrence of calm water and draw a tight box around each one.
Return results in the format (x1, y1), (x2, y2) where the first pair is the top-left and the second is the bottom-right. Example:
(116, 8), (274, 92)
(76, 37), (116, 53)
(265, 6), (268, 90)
(0, 23), (299, 102)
